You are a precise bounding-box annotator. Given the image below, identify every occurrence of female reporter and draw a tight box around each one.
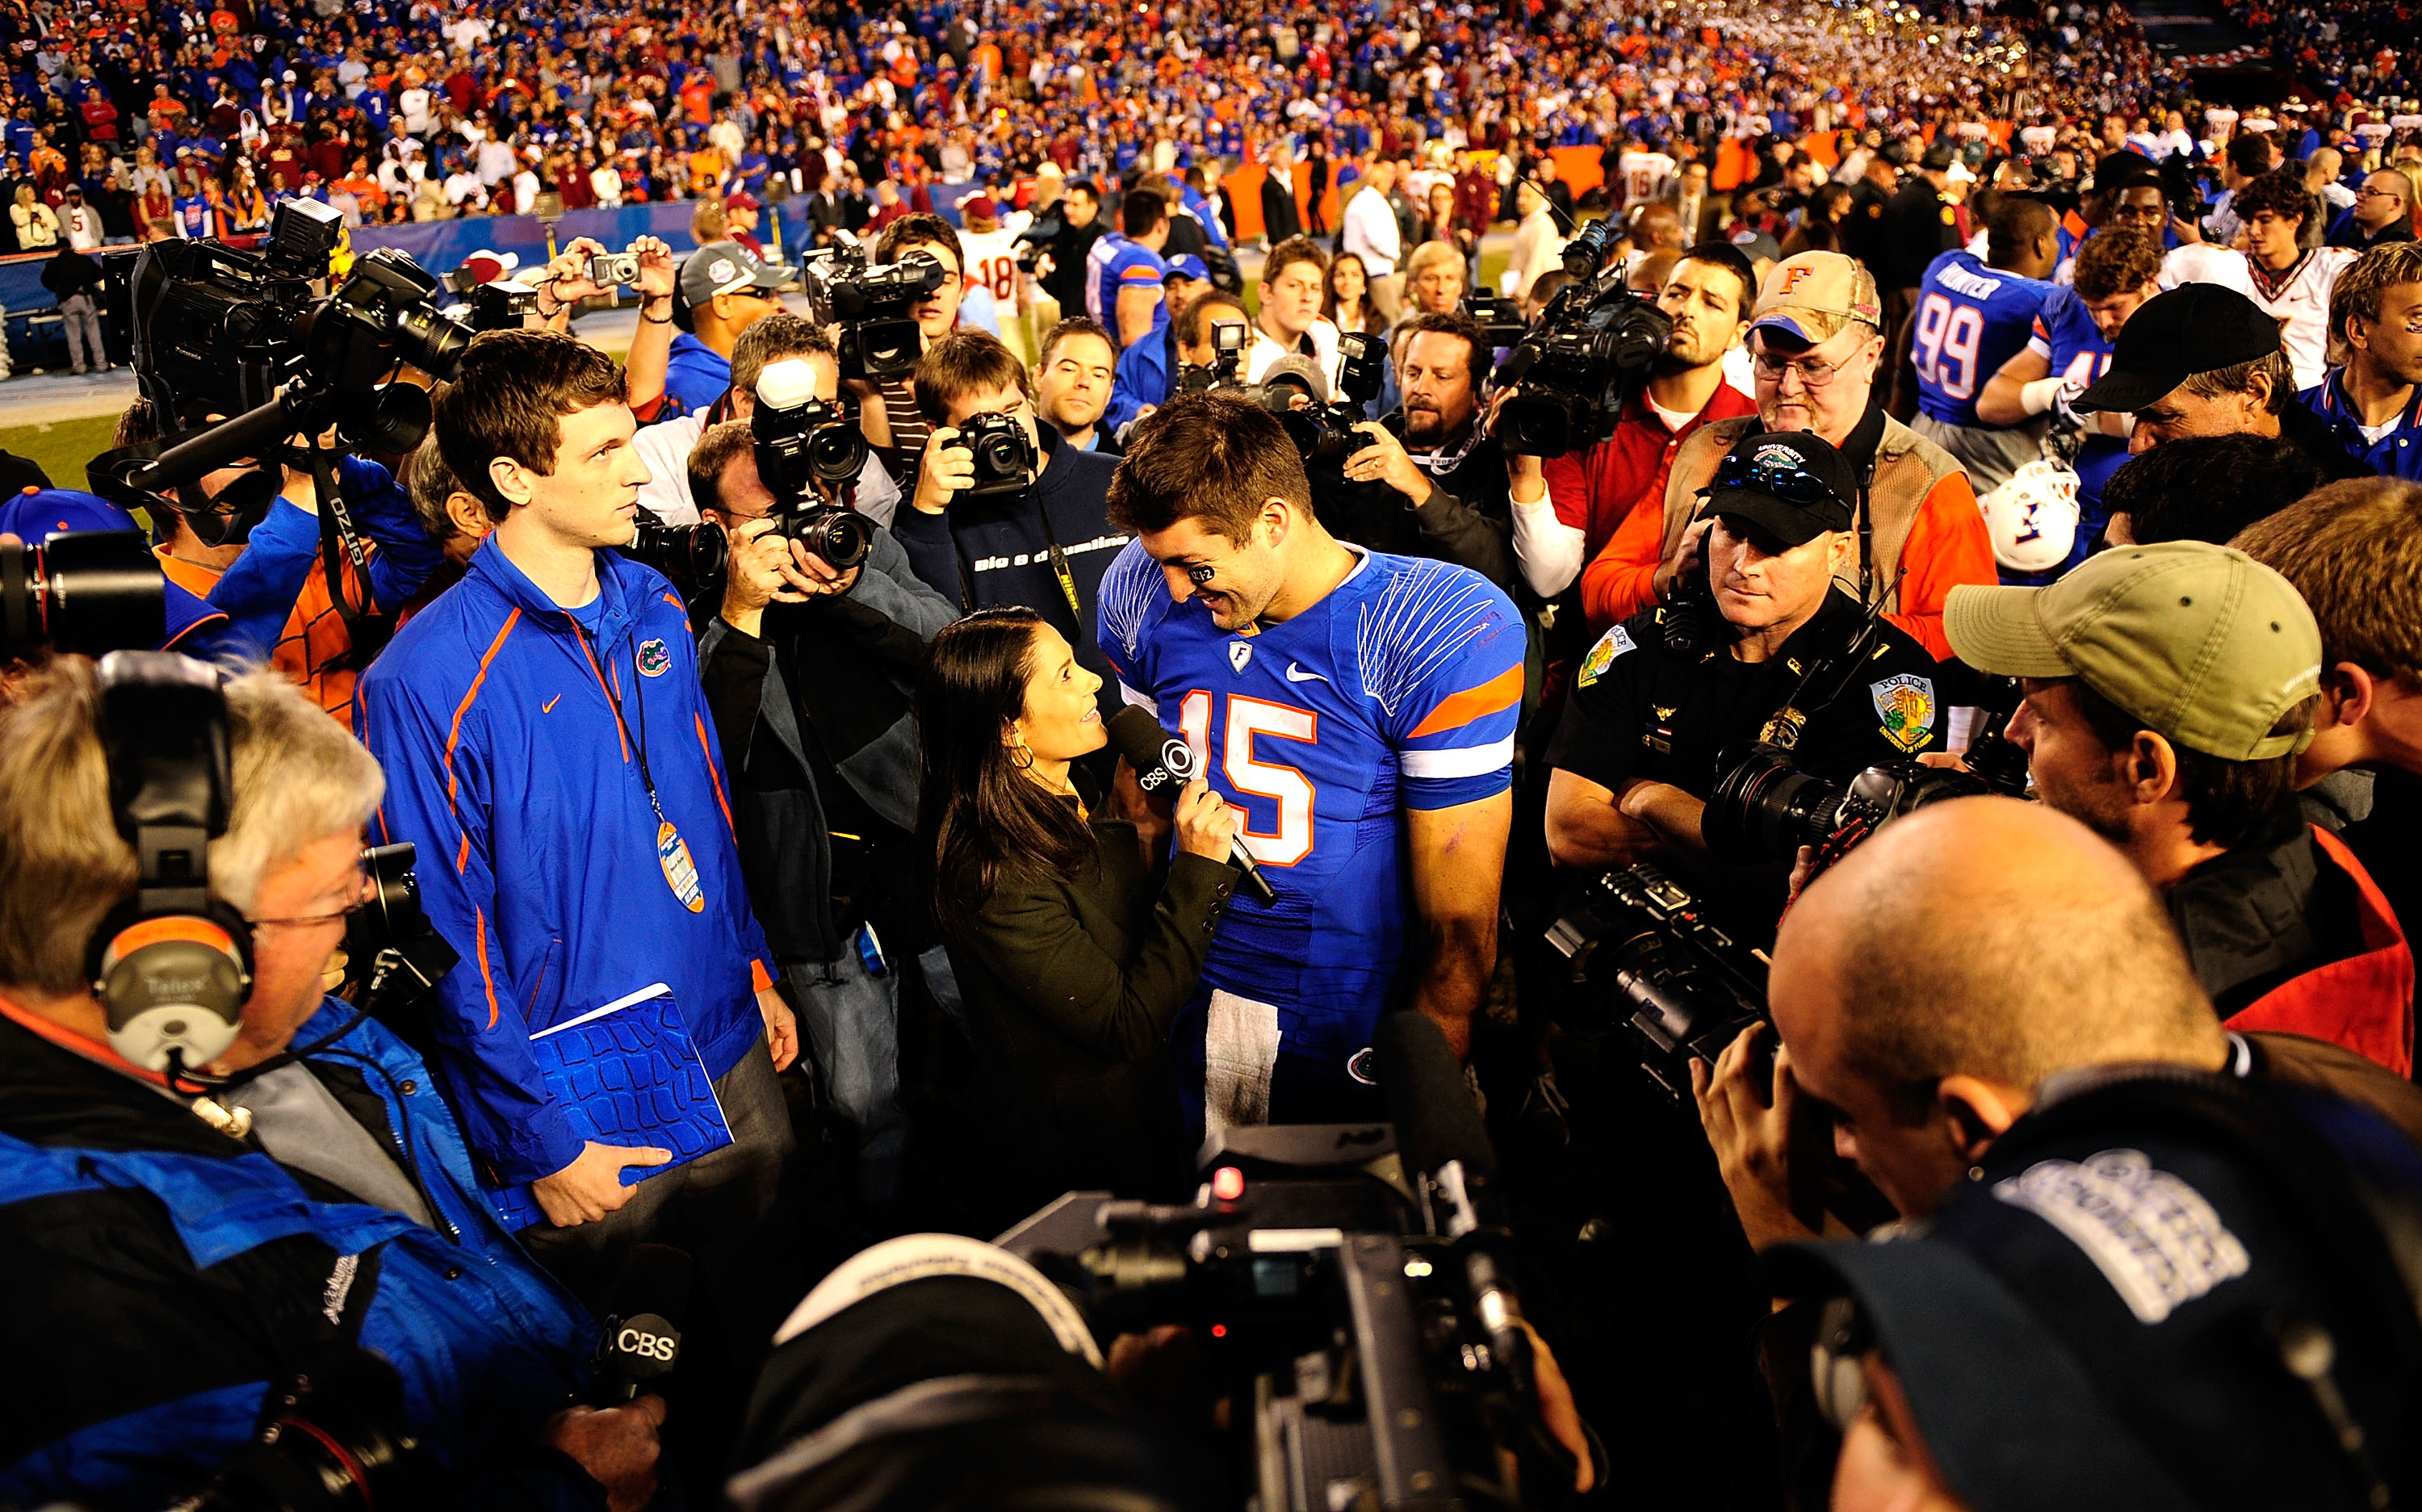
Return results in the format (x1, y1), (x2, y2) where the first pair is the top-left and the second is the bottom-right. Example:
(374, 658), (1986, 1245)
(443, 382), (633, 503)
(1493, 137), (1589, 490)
(917, 608), (1237, 1225)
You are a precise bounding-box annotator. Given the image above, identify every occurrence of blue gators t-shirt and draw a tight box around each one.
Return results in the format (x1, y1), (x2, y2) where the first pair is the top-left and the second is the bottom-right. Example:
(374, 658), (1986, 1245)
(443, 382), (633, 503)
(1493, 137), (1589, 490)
(1913, 250), (2052, 429)
(1097, 542), (1523, 1070)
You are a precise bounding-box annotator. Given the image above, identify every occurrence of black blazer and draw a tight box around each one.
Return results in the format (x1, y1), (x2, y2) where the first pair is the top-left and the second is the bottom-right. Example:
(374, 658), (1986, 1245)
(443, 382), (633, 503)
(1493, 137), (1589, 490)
(1261, 171), (1303, 242)
(941, 799), (1234, 1226)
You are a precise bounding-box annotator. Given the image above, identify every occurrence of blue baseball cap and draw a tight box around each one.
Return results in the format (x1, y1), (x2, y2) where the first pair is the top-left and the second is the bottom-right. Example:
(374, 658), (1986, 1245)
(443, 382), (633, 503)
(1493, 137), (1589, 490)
(1163, 253), (1209, 283)
(0, 488), (138, 541)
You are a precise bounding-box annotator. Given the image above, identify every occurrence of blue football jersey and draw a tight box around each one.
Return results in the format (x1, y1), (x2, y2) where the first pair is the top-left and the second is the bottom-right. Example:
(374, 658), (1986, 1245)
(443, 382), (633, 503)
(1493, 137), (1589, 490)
(1097, 542), (1523, 1079)
(1913, 251), (2051, 428)
(1085, 232), (1166, 336)
(2012, 286), (2125, 581)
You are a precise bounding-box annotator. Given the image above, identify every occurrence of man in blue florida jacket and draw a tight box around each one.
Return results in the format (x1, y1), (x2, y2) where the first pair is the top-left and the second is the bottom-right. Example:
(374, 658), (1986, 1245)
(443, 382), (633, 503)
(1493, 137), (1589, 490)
(891, 327), (1127, 689)
(356, 331), (801, 1485)
(0, 661), (658, 1511)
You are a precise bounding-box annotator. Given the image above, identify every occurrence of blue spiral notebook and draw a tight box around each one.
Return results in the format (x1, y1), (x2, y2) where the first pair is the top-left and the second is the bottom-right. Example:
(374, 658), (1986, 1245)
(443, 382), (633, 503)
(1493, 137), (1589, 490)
(484, 983), (735, 1232)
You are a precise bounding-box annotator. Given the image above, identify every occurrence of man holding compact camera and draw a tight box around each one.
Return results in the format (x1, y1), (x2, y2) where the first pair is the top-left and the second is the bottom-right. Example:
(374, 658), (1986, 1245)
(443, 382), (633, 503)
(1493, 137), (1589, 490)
(656, 237), (794, 420)
(1544, 429), (1945, 933)
(893, 328), (1125, 685)
(689, 332), (958, 1215)
(0, 657), (657, 1510)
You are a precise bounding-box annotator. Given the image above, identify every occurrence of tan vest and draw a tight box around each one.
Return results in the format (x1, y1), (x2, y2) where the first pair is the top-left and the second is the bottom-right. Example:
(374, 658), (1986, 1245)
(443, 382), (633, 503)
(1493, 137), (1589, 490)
(1655, 413), (1968, 618)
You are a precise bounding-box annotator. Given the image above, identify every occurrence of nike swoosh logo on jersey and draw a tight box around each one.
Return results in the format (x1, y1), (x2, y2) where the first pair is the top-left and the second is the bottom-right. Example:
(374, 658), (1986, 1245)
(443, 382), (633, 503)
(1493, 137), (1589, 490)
(543, 694), (562, 713)
(1284, 662), (1330, 684)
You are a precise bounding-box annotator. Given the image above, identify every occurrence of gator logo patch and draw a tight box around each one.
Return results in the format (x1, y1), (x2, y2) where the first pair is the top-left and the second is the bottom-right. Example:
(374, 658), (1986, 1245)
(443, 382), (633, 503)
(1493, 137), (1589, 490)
(637, 639), (672, 677)
(1871, 673), (1936, 753)
(1577, 624), (1636, 688)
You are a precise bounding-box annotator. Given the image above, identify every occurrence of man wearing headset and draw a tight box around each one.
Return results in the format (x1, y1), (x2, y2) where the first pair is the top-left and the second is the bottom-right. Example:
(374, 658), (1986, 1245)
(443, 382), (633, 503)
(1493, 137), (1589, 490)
(0, 657), (660, 1510)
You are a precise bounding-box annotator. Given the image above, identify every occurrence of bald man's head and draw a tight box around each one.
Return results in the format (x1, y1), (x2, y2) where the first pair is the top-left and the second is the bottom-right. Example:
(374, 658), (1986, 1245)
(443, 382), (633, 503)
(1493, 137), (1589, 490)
(1770, 797), (2224, 1219)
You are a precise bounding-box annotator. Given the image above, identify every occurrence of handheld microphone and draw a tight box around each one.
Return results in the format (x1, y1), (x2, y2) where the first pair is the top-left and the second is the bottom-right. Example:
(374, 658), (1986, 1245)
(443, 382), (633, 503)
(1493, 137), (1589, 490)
(590, 1243), (693, 1405)
(1104, 706), (1277, 905)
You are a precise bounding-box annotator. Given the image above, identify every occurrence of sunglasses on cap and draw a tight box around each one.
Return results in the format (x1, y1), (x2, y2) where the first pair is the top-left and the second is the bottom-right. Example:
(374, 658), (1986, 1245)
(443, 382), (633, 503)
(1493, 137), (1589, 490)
(1710, 449), (1837, 508)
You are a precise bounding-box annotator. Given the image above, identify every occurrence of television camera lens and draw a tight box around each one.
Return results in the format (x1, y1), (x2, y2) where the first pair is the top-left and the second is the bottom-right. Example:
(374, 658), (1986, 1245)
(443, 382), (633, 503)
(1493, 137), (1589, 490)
(0, 531), (167, 660)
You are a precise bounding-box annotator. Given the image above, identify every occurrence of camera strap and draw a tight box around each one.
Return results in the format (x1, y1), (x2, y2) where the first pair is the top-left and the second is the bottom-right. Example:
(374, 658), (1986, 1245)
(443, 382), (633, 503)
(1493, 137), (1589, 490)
(1030, 501), (1084, 626)
(307, 439), (395, 666)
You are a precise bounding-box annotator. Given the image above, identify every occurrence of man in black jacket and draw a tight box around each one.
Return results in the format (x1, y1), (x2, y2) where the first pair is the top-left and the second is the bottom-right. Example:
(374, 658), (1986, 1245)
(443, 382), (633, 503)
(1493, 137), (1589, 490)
(893, 329), (1127, 692)
(690, 357), (958, 1215)
(1034, 179), (1105, 329)
(1260, 141), (1303, 246)
(1330, 309), (1516, 588)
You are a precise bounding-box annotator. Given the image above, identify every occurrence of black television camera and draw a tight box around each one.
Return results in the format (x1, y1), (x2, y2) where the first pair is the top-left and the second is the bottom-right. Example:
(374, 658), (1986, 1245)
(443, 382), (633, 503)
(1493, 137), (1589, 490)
(991, 1011), (1594, 1510)
(1, 530), (166, 661)
(2158, 149), (2221, 224)
(799, 244), (947, 381)
(1465, 292), (1527, 351)
(1255, 330), (1387, 468)
(750, 358), (874, 569)
(1545, 862), (1771, 1099)
(1489, 218), (1673, 458)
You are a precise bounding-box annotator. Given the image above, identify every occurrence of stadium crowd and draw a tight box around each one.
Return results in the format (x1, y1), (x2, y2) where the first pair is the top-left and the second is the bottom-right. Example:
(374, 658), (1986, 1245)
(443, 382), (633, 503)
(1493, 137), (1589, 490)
(5, 0), (2422, 1508)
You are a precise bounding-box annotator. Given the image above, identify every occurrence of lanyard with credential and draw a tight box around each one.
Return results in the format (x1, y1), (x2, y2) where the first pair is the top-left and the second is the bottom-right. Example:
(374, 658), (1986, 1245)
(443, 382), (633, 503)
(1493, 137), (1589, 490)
(583, 626), (710, 915)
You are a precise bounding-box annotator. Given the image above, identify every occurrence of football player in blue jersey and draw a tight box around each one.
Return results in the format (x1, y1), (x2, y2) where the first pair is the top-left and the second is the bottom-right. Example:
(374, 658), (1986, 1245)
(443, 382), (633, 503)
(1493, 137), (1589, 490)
(1099, 392), (1523, 1131)
(1909, 197), (2059, 492)
(1978, 228), (2165, 580)
(1085, 187), (1172, 350)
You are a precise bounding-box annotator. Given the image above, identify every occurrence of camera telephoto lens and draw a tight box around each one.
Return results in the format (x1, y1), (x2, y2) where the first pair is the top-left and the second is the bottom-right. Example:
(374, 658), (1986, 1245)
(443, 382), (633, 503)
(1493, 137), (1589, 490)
(1701, 749), (1850, 864)
(0, 532), (168, 661)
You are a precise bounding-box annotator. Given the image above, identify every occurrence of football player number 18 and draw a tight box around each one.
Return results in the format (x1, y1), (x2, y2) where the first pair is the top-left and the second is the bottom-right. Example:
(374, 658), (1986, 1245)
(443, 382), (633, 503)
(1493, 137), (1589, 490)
(977, 256), (1017, 302)
(1178, 690), (1317, 866)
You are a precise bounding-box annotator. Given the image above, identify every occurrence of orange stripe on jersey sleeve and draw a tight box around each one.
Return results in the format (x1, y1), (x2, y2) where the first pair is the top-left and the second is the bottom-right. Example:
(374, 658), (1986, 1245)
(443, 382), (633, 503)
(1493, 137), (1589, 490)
(1407, 663), (1524, 739)
(446, 609), (522, 808)
(473, 904), (501, 1030)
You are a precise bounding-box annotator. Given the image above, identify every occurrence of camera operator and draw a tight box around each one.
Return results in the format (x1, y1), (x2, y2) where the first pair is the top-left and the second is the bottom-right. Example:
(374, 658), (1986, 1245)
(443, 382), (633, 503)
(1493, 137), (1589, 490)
(894, 329), (1125, 688)
(2070, 283), (2370, 480)
(1695, 798), (2422, 1512)
(653, 237), (792, 421)
(1545, 431), (1944, 933)
(1578, 252), (1996, 659)
(1324, 309), (1517, 590)
(1024, 178), (1105, 331)
(0, 660), (660, 1510)
(1943, 542), (2412, 1072)
(357, 330), (801, 1487)
(689, 341), (957, 1214)
(850, 212), (968, 484)
(634, 312), (902, 529)
(1032, 314), (1123, 456)
(527, 234), (677, 404)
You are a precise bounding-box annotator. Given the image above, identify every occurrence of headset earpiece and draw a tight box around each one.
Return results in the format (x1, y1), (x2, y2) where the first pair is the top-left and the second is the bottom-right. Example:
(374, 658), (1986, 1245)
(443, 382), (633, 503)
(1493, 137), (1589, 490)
(84, 651), (253, 1073)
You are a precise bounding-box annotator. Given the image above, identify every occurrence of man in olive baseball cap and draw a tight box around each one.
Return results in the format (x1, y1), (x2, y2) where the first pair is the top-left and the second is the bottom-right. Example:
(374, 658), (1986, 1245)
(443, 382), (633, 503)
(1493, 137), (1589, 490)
(1946, 542), (2414, 1069)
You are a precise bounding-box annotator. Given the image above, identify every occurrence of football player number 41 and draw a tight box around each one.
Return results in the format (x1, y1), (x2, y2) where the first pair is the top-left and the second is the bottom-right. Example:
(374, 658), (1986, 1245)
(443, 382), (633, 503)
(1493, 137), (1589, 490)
(1179, 691), (1317, 866)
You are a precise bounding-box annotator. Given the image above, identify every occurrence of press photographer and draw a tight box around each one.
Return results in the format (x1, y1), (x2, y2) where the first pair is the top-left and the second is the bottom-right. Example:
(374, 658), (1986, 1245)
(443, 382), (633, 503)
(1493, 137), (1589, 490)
(0, 655), (659, 1510)
(1544, 431), (1945, 934)
(894, 329), (1125, 689)
(690, 337), (958, 1217)
(1325, 309), (1518, 590)
(1943, 542), (2413, 1073)
(847, 213), (969, 484)
(1690, 798), (2422, 1511)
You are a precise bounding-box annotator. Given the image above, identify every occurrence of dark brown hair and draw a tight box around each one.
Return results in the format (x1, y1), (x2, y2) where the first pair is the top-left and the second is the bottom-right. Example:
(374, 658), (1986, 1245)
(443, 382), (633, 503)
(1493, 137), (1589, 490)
(434, 329), (628, 522)
(913, 327), (1033, 427)
(916, 609), (1097, 937)
(875, 211), (965, 274)
(1107, 391), (1312, 539)
(1037, 316), (1116, 368)
(2068, 678), (2314, 848)
(1174, 287), (1251, 347)
(1260, 234), (1328, 290)
(2231, 166), (2318, 234)
(686, 420), (757, 519)
(1394, 309), (1490, 383)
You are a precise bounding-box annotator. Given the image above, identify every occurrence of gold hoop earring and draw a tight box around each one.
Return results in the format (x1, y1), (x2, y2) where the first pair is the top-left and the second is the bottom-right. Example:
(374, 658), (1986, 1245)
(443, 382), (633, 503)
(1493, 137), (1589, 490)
(1008, 731), (1034, 770)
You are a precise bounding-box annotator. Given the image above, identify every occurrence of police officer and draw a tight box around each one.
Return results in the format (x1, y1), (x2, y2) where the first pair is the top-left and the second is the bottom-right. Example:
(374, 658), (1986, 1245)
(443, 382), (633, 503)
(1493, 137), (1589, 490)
(1543, 430), (1946, 931)
(1877, 140), (1964, 420)
(1838, 139), (1904, 271)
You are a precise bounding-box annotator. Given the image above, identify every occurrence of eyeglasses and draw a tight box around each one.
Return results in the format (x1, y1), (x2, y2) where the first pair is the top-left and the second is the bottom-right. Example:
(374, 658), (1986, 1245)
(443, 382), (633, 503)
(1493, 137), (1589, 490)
(1750, 349), (1853, 388)
(1712, 450), (1837, 506)
(252, 872), (372, 931)
(2356, 185), (2407, 201)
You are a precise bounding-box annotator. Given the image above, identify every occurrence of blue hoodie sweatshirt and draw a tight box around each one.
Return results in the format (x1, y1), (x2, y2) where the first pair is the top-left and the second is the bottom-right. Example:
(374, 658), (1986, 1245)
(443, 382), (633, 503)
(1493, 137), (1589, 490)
(356, 538), (771, 1185)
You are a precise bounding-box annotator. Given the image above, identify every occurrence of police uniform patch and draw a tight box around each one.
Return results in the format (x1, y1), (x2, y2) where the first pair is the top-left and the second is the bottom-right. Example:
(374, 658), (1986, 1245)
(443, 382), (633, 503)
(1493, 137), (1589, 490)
(1871, 672), (1935, 752)
(1577, 624), (1636, 688)
(637, 638), (672, 676)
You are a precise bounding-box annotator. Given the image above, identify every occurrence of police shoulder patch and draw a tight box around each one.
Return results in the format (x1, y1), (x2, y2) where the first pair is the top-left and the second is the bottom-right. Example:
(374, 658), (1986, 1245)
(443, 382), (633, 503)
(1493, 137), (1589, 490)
(1871, 672), (1934, 752)
(1577, 623), (1637, 688)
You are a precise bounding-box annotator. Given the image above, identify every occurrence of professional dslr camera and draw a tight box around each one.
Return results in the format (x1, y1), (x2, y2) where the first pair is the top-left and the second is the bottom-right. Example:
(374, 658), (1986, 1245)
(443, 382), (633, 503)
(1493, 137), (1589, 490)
(1253, 329), (1387, 468)
(954, 411), (1040, 498)
(618, 518), (729, 599)
(798, 242), (947, 382)
(1174, 318), (1251, 396)
(750, 358), (874, 568)
(1490, 218), (1673, 458)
